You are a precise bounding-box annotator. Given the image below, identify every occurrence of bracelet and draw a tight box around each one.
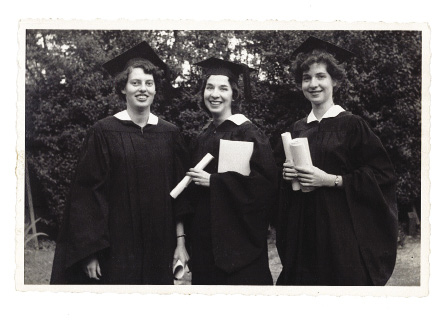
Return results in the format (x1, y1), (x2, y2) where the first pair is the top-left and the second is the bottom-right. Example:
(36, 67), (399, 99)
(334, 175), (339, 187)
(177, 234), (186, 239)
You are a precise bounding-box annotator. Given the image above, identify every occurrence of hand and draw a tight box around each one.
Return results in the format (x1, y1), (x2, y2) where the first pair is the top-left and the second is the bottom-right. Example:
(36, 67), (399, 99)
(173, 242), (190, 270)
(283, 161), (298, 181)
(295, 165), (333, 188)
(82, 255), (101, 280)
(187, 168), (211, 187)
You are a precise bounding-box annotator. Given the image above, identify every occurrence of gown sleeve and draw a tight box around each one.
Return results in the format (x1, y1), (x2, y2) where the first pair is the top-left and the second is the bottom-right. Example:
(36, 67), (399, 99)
(171, 129), (193, 221)
(209, 124), (279, 273)
(50, 124), (111, 284)
(342, 116), (398, 285)
(273, 137), (292, 266)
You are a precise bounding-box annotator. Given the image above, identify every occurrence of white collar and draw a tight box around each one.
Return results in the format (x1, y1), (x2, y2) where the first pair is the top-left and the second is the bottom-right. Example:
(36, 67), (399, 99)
(227, 114), (250, 125)
(307, 105), (345, 123)
(114, 110), (159, 125)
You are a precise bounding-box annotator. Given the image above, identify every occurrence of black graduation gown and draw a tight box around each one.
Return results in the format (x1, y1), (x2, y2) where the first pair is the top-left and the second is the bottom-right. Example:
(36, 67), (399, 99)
(187, 119), (278, 285)
(50, 116), (191, 285)
(275, 111), (398, 286)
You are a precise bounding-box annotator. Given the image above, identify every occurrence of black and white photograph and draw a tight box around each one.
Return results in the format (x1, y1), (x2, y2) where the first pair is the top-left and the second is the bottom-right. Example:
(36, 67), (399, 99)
(4, 2), (441, 325)
(18, 23), (428, 294)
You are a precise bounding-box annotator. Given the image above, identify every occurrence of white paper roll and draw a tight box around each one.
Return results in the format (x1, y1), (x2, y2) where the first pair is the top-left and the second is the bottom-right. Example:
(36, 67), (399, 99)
(281, 132), (301, 191)
(170, 153), (214, 198)
(173, 259), (185, 280)
(289, 138), (314, 193)
(194, 153), (215, 170)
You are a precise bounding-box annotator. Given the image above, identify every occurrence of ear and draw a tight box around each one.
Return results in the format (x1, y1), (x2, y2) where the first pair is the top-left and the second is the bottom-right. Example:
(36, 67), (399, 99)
(332, 79), (339, 89)
(121, 89), (126, 95)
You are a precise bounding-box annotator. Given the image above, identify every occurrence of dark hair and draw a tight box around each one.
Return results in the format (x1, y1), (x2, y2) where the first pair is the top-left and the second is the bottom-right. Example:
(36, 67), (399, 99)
(114, 58), (164, 102)
(292, 50), (347, 87)
(198, 74), (242, 115)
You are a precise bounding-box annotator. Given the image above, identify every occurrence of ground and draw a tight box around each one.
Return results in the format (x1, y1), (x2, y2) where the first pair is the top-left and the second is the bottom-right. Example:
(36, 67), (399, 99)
(24, 239), (56, 285)
(24, 229), (421, 286)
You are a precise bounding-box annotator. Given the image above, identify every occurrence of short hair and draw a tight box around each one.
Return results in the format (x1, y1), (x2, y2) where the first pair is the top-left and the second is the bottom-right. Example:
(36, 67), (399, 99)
(114, 58), (164, 102)
(291, 50), (347, 87)
(198, 75), (243, 115)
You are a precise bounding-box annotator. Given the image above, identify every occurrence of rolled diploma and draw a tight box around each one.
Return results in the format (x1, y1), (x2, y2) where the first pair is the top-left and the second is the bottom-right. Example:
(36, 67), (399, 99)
(170, 153), (214, 198)
(289, 138), (314, 193)
(281, 132), (301, 191)
(173, 259), (185, 279)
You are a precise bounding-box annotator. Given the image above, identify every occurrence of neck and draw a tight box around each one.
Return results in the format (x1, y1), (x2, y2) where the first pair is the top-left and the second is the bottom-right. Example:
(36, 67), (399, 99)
(127, 106), (151, 127)
(212, 110), (232, 127)
(311, 100), (334, 121)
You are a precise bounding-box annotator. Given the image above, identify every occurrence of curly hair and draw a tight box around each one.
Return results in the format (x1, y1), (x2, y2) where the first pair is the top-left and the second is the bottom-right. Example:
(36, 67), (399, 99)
(291, 50), (347, 87)
(198, 75), (242, 115)
(114, 58), (164, 102)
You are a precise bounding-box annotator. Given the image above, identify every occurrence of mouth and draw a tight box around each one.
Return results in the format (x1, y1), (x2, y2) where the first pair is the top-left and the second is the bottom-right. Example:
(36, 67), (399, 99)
(136, 95), (149, 101)
(209, 100), (222, 106)
(308, 90), (322, 96)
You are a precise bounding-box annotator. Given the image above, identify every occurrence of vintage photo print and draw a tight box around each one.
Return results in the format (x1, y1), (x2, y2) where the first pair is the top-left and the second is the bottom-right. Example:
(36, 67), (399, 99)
(16, 19), (430, 298)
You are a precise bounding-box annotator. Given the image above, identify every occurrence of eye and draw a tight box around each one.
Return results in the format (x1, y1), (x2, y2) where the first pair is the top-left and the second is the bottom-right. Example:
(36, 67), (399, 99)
(302, 76), (311, 82)
(131, 80), (140, 86)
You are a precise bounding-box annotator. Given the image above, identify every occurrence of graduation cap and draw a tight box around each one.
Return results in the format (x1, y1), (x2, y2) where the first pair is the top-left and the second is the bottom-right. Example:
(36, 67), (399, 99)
(102, 41), (170, 78)
(194, 57), (254, 101)
(291, 36), (355, 63)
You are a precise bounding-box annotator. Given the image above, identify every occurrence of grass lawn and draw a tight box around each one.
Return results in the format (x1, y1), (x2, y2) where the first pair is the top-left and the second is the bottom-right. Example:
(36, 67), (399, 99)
(23, 229), (420, 286)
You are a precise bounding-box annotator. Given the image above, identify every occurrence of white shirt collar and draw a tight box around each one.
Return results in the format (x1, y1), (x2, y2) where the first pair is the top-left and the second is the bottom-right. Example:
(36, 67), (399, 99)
(307, 105), (345, 123)
(227, 114), (250, 125)
(114, 110), (159, 125)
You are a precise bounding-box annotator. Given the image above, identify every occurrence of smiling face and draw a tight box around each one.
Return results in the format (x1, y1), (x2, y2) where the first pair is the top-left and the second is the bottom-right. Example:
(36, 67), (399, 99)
(122, 67), (156, 111)
(203, 75), (233, 120)
(301, 62), (337, 109)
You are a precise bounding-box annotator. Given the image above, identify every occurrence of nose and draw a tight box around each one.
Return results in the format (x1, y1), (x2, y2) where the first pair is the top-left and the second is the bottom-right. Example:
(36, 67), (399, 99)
(210, 88), (220, 98)
(139, 82), (147, 92)
(309, 77), (319, 88)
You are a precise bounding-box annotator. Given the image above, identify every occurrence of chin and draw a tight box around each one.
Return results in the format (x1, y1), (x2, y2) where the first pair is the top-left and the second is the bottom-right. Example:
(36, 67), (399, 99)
(208, 107), (222, 113)
(310, 98), (325, 105)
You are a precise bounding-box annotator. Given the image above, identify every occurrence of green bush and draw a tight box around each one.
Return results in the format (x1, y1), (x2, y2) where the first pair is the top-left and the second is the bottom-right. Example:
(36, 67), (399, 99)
(25, 30), (422, 235)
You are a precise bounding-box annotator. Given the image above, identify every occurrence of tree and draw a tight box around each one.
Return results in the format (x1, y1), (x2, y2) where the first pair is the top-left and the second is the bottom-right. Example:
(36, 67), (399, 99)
(25, 29), (422, 235)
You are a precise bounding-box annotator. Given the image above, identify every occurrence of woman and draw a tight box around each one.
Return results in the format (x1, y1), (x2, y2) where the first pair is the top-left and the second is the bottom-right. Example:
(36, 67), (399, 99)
(276, 37), (398, 286)
(185, 58), (278, 285)
(50, 41), (191, 285)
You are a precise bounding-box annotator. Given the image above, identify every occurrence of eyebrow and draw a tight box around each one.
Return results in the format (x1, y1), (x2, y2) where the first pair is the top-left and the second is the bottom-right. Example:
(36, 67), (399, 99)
(206, 82), (230, 87)
(303, 72), (327, 76)
(129, 77), (154, 81)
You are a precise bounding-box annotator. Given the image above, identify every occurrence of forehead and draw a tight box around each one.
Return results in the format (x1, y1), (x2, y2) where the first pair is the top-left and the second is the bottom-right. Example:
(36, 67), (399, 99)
(128, 67), (154, 79)
(303, 62), (329, 74)
(206, 75), (231, 85)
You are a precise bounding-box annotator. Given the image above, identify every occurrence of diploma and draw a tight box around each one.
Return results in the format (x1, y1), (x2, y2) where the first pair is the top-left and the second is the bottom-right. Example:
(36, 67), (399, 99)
(218, 139), (254, 176)
(170, 153), (214, 198)
(289, 138), (314, 192)
(281, 132), (301, 191)
(173, 259), (185, 280)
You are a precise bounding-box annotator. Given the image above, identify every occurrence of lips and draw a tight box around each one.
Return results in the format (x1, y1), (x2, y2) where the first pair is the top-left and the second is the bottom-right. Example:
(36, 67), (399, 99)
(136, 95), (148, 101)
(209, 101), (222, 106)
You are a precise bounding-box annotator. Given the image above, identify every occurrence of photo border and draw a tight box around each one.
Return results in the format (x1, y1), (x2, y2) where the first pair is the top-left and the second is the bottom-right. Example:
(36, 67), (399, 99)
(16, 19), (431, 297)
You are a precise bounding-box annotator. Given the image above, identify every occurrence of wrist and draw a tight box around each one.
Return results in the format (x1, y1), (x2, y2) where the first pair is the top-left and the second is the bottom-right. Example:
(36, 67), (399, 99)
(176, 234), (186, 246)
(324, 173), (335, 187)
(332, 175), (342, 187)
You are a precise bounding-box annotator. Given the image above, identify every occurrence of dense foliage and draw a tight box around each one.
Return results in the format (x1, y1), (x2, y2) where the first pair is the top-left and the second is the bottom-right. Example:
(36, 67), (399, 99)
(25, 30), (422, 235)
